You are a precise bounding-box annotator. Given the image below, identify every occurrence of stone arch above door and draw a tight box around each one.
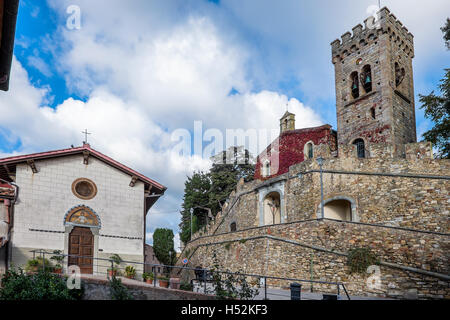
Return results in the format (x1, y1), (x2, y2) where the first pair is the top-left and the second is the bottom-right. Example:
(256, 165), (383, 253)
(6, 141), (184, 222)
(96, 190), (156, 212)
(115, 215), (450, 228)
(64, 205), (101, 228)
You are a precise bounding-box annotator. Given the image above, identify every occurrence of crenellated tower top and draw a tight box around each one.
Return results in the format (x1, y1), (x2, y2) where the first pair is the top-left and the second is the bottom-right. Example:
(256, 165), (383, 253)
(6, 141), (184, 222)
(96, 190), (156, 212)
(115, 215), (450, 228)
(331, 7), (414, 63)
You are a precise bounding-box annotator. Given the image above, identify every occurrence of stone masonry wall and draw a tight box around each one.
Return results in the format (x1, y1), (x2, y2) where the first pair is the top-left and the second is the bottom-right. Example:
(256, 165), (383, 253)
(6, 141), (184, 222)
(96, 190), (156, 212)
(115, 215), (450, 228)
(182, 219), (449, 299)
(200, 153), (449, 237)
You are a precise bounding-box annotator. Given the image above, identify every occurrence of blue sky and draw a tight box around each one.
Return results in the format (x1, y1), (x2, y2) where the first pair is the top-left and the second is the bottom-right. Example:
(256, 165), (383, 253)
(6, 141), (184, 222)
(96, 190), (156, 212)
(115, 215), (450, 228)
(1, 0), (449, 250)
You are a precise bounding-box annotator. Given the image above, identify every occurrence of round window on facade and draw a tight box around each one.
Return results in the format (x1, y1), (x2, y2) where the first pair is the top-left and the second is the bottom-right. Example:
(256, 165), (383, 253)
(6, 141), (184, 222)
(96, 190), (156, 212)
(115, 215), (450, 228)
(72, 178), (97, 200)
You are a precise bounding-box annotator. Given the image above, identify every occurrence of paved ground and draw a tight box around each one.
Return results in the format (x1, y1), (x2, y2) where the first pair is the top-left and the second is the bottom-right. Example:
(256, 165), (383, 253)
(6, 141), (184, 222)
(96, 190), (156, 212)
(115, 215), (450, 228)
(80, 275), (391, 300)
(191, 281), (392, 300)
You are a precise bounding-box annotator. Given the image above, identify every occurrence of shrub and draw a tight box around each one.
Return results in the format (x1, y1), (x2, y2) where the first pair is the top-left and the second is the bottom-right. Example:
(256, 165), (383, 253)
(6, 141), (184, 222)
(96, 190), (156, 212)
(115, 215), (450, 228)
(180, 281), (193, 291)
(109, 276), (133, 300)
(25, 257), (54, 273)
(347, 247), (379, 274)
(0, 268), (81, 300)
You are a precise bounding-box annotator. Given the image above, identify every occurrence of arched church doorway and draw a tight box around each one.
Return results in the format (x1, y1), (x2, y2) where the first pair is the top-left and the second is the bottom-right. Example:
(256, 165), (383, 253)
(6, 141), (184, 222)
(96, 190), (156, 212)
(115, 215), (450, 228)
(263, 191), (281, 225)
(68, 227), (94, 274)
(324, 199), (352, 221)
(64, 205), (100, 274)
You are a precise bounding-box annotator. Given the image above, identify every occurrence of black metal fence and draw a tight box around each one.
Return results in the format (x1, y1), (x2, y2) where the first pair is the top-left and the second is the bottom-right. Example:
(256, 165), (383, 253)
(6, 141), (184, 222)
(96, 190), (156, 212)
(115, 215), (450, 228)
(27, 249), (350, 300)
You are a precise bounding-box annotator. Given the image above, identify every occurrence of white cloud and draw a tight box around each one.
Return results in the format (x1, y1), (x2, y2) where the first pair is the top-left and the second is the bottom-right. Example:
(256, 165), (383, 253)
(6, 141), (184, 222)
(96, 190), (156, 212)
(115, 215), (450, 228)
(3, 1), (341, 236)
(27, 56), (53, 77)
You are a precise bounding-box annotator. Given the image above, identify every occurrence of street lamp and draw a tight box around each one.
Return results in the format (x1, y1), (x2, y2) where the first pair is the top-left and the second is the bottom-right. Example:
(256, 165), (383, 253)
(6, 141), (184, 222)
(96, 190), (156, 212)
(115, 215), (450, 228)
(190, 208), (193, 240)
(316, 157), (324, 219)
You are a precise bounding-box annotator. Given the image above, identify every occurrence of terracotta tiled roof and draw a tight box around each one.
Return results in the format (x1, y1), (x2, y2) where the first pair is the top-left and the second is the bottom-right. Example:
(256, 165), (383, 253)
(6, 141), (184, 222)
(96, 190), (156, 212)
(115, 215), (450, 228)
(0, 144), (166, 192)
(0, 183), (14, 198)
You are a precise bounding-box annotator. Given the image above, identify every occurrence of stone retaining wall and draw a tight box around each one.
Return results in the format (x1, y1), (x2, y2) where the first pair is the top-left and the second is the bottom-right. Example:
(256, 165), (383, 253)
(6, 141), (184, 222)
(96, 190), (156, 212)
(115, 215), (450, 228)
(81, 276), (215, 300)
(181, 219), (450, 299)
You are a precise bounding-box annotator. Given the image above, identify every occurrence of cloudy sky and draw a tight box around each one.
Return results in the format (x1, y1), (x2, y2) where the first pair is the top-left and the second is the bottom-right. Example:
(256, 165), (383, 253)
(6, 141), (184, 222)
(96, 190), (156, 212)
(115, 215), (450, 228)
(1, 0), (448, 251)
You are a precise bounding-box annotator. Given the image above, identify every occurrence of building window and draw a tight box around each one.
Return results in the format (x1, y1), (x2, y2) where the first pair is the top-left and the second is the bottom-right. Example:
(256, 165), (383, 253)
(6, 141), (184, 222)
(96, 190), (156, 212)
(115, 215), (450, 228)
(262, 161), (271, 177)
(395, 62), (405, 87)
(72, 178), (97, 200)
(360, 65), (372, 93)
(350, 72), (359, 99)
(230, 222), (237, 232)
(305, 142), (314, 159)
(353, 139), (365, 158)
(371, 107), (376, 119)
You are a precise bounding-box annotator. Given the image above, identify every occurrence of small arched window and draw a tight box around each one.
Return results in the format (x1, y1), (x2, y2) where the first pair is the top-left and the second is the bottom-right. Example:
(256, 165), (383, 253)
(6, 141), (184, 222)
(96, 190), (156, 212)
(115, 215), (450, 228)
(230, 222), (237, 232)
(306, 142), (314, 159)
(395, 62), (405, 87)
(350, 72), (359, 99)
(353, 139), (365, 158)
(360, 65), (372, 93)
(262, 160), (271, 177)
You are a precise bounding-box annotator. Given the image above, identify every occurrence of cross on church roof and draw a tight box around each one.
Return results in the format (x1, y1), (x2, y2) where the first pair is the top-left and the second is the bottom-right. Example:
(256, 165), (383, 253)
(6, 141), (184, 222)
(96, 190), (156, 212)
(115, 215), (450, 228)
(82, 129), (91, 144)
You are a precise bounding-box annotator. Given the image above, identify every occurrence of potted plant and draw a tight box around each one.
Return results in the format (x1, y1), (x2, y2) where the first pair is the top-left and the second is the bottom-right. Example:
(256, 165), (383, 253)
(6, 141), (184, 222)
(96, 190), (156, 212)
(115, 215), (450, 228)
(170, 277), (181, 290)
(124, 265), (136, 279)
(50, 250), (64, 274)
(25, 257), (53, 273)
(158, 275), (170, 288)
(108, 254), (123, 277)
(25, 258), (40, 273)
(143, 272), (154, 284)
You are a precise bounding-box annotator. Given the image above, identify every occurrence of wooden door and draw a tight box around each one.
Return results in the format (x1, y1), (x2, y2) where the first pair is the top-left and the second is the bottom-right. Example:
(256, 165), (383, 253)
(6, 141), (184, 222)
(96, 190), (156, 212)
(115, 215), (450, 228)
(68, 227), (94, 274)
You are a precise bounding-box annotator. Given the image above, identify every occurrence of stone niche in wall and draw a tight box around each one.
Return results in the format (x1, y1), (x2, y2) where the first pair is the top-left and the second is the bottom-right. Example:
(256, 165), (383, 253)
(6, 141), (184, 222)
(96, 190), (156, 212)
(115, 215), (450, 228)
(257, 180), (286, 226)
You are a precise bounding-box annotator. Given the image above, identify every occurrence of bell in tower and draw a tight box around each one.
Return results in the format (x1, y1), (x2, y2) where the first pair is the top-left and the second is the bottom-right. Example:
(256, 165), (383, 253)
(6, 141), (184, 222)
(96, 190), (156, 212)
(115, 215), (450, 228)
(330, 7), (416, 158)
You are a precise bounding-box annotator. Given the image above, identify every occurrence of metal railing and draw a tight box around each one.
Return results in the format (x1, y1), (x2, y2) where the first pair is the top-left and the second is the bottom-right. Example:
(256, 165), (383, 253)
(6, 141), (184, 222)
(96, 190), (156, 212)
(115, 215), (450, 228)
(27, 249), (350, 300)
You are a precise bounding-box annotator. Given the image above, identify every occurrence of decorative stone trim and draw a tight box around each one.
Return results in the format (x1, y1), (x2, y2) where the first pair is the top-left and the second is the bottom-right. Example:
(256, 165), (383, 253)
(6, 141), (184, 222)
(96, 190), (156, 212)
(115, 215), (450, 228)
(99, 233), (142, 240)
(29, 228), (64, 233)
(63, 204), (101, 228)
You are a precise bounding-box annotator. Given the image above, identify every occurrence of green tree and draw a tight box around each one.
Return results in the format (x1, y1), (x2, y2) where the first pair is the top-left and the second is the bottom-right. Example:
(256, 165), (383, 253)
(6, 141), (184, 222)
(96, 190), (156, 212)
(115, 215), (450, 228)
(441, 18), (450, 50)
(153, 228), (176, 266)
(208, 162), (254, 214)
(208, 147), (254, 215)
(419, 19), (450, 159)
(179, 171), (211, 244)
(179, 148), (255, 245)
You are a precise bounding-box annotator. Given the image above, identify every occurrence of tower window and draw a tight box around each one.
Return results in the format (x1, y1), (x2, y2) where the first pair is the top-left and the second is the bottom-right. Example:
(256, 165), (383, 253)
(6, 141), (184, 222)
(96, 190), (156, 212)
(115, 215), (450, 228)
(230, 222), (237, 232)
(360, 65), (372, 93)
(353, 139), (365, 158)
(395, 62), (405, 86)
(371, 107), (376, 119)
(350, 72), (359, 99)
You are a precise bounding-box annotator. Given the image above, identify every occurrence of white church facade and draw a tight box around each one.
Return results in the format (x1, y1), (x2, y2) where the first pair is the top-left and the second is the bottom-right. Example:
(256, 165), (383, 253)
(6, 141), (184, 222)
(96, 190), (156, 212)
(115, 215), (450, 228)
(0, 143), (166, 275)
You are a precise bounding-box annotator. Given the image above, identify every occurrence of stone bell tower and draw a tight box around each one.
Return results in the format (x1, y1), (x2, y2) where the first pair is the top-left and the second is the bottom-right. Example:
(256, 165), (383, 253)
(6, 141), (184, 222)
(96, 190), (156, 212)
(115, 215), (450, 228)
(280, 111), (295, 134)
(331, 7), (416, 157)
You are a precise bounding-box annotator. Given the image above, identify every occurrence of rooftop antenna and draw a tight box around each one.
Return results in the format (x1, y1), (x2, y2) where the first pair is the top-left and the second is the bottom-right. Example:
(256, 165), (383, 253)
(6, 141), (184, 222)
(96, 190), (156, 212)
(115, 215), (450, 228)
(378, 0), (381, 8)
(82, 129), (91, 144)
